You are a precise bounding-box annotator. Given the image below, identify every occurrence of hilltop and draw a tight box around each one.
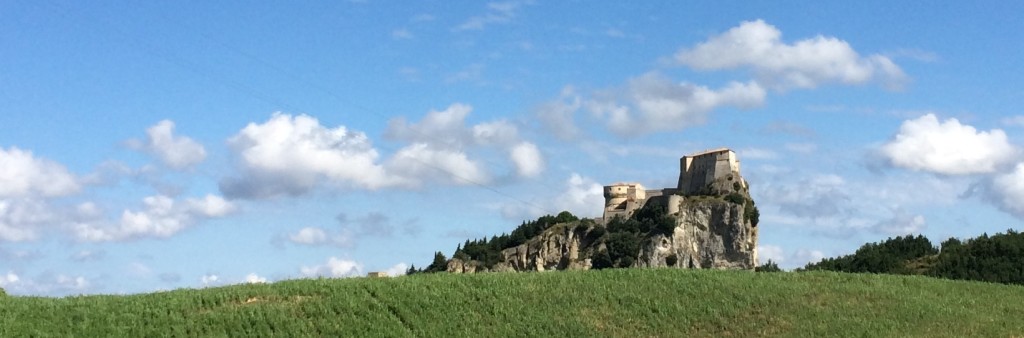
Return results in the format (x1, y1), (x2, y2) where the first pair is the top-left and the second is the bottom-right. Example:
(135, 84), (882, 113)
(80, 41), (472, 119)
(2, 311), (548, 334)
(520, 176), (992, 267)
(415, 148), (760, 274)
(1, 269), (1022, 336)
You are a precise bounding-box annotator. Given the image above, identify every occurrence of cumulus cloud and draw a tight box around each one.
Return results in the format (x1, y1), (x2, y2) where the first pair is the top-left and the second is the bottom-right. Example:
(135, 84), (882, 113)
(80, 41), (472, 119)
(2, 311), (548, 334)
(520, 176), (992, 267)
(220, 113), (398, 199)
(72, 194), (235, 242)
(509, 142), (544, 177)
(880, 114), (1018, 175)
(0, 198), (63, 242)
(384, 263), (409, 277)
(289, 227), (328, 245)
(300, 257), (363, 278)
(287, 226), (351, 247)
(128, 120), (207, 170)
(792, 249), (826, 266)
(757, 245), (785, 265)
(985, 163), (1024, 218)
(200, 274), (219, 286)
(0, 271), (90, 296)
(501, 173), (604, 219)
(385, 104), (544, 182)
(244, 273), (267, 284)
(675, 19), (907, 90)
(588, 72), (765, 136)
(223, 109), (544, 199)
(0, 147), (79, 198)
(385, 143), (489, 185)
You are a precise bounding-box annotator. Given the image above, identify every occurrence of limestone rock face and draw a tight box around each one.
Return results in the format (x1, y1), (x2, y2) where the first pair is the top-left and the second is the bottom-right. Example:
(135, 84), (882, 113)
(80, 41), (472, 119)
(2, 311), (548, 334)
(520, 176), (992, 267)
(499, 223), (593, 272)
(446, 171), (758, 273)
(636, 198), (757, 269)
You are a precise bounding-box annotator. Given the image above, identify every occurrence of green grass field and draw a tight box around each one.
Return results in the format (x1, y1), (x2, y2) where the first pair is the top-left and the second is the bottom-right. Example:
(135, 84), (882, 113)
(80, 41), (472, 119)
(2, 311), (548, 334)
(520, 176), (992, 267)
(2, 269), (1022, 337)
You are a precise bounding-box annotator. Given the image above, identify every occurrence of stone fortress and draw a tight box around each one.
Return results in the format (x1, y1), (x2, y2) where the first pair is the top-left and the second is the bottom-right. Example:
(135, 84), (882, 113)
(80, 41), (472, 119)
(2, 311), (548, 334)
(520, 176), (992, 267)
(603, 148), (745, 221)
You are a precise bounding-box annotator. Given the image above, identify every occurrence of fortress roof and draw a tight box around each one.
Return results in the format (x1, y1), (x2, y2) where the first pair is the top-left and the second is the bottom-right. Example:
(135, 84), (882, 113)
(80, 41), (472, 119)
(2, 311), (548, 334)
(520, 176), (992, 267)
(685, 147), (733, 158)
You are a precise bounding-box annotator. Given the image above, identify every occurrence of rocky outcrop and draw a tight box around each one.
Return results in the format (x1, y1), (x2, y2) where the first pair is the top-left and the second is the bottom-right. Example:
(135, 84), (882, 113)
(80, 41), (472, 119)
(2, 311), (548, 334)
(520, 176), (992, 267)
(445, 169), (758, 273)
(498, 222), (593, 272)
(636, 197), (757, 269)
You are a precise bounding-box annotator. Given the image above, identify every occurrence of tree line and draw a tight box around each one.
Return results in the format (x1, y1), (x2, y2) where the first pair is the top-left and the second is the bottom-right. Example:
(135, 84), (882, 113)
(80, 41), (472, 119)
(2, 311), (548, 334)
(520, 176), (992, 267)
(802, 229), (1024, 285)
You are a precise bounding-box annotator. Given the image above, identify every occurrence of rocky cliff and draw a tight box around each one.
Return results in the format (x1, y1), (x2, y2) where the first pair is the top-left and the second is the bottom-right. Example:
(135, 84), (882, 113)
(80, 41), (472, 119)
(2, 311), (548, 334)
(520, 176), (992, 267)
(446, 171), (758, 273)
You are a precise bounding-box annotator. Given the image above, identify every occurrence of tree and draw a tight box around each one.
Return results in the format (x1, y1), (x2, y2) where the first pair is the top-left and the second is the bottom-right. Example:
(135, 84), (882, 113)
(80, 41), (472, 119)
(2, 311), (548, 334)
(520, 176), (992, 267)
(756, 260), (782, 272)
(425, 251), (448, 273)
(406, 264), (419, 275)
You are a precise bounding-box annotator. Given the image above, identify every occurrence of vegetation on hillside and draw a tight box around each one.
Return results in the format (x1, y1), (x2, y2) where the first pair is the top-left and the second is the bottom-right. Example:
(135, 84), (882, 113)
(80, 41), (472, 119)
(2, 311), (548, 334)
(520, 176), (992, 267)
(803, 230), (1024, 285)
(408, 211), (581, 273)
(1, 269), (1022, 336)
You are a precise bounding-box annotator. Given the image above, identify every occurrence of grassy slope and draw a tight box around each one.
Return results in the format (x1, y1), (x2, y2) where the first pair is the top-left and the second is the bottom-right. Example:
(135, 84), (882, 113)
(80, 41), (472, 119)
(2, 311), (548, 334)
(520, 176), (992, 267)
(2, 269), (1022, 337)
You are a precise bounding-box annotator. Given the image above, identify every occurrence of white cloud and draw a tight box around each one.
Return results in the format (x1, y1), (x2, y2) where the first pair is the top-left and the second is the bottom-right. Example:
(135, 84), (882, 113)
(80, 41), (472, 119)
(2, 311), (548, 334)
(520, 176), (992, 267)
(589, 72), (765, 136)
(502, 173), (604, 219)
(1, 271), (20, 285)
(384, 263), (409, 277)
(289, 227), (328, 245)
(0, 198), (59, 242)
(880, 114), (1017, 175)
(128, 120), (207, 170)
(386, 104), (543, 181)
(72, 194), (235, 242)
(675, 19), (907, 90)
(220, 113), (399, 199)
(386, 143), (488, 185)
(509, 142), (544, 177)
(301, 257), (363, 278)
(0, 147), (79, 198)
(792, 249), (826, 266)
(0, 271), (90, 296)
(244, 273), (267, 284)
(757, 245), (785, 264)
(760, 174), (849, 220)
(186, 195), (236, 217)
(872, 212), (926, 235)
(223, 109), (545, 199)
(986, 163), (1024, 218)
(286, 226), (352, 247)
(200, 274), (219, 286)
(537, 86), (583, 140)
(472, 120), (520, 146)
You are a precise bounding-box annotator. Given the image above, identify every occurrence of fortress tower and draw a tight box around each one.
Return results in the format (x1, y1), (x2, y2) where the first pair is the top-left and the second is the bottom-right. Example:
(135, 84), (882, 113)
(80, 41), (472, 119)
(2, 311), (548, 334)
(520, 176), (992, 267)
(602, 183), (647, 221)
(601, 148), (743, 222)
(677, 148), (741, 195)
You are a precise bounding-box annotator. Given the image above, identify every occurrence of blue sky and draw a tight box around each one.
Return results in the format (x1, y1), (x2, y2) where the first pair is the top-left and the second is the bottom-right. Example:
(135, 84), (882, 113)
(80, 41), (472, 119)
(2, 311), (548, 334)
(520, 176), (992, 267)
(2, 1), (1024, 296)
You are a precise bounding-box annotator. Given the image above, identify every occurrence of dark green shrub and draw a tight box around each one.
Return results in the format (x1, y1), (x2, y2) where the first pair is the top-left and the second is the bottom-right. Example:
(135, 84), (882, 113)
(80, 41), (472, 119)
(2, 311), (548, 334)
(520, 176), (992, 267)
(724, 193), (745, 205)
(618, 257), (635, 268)
(745, 201), (759, 227)
(605, 233), (640, 267)
(665, 254), (678, 267)
(756, 260), (782, 272)
(587, 226), (607, 241)
(591, 251), (613, 270)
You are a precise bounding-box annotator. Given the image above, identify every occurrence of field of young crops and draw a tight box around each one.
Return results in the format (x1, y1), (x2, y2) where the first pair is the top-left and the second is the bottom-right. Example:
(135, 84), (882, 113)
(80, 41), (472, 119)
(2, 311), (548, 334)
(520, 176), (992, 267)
(2, 269), (1022, 336)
